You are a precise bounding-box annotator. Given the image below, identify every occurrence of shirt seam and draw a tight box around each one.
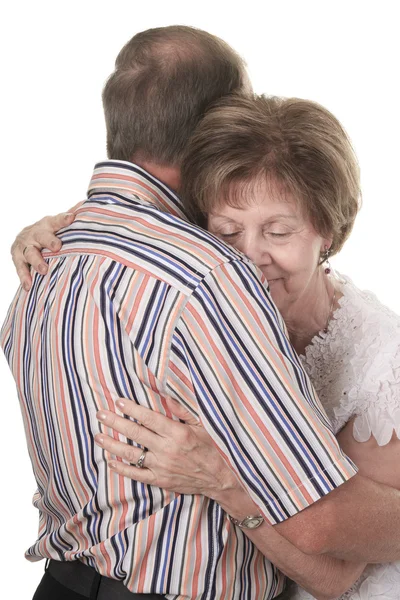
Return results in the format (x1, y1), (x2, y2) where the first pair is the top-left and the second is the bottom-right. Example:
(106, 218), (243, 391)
(161, 257), (256, 390)
(264, 456), (358, 525)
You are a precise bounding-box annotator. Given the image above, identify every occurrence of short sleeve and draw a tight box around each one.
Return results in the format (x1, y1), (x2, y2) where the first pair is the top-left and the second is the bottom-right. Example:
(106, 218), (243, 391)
(332, 295), (400, 446)
(350, 338), (400, 445)
(166, 259), (357, 525)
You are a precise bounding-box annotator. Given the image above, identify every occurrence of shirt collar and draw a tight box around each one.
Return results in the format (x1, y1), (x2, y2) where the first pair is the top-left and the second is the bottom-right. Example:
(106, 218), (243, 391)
(87, 159), (189, 221)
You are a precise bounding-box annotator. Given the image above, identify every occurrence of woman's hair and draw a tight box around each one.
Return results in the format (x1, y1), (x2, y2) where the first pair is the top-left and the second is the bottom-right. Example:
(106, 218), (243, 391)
(181, 94), (361, 256)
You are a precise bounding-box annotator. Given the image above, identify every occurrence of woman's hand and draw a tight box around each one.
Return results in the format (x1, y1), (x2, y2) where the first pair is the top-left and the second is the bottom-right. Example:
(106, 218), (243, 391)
(95, 398), (368, 598)
(95, 396), (239, 498)
(12, 209), (78, 291)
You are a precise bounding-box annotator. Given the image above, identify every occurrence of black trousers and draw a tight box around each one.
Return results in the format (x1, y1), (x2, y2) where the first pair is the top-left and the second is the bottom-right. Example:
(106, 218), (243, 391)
(32, 560), (166, 600)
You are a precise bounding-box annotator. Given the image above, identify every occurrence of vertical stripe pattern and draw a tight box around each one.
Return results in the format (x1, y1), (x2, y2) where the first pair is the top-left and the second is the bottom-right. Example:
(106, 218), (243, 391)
(1, 160), (356, 599)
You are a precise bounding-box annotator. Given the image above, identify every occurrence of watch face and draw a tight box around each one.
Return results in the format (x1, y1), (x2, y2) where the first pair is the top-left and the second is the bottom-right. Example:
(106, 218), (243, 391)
(241, 516), (263, 529)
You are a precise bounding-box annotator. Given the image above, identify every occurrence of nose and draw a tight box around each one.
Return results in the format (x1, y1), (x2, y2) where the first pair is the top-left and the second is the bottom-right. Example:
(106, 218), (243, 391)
(241, 237), (272, 268)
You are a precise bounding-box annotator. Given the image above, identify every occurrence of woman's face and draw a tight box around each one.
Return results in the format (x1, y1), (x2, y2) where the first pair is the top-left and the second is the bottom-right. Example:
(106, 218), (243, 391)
(208, 181), (331, 315)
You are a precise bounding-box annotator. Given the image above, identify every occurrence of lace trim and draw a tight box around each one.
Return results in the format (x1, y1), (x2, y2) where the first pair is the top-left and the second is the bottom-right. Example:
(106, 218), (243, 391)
(300, 274), (400, 446)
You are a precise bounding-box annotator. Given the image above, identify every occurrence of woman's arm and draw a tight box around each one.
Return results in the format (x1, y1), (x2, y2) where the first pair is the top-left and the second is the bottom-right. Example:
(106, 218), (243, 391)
(337, 416), (400, 489)
(212, 483), (366, 600)
(95, 398), (366, 600)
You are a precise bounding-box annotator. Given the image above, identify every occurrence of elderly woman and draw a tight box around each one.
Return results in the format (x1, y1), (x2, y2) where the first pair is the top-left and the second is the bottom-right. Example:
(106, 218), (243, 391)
(93, 95), (400, 599)
(12, 96), (400, 599)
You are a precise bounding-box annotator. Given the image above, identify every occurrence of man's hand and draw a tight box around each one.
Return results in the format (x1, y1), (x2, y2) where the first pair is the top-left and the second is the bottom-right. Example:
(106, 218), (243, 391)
(11, 212), (75, 291)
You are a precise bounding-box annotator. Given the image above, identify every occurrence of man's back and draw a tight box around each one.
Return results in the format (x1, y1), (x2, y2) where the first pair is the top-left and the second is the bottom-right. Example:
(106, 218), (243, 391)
(1, 161), (355, 599)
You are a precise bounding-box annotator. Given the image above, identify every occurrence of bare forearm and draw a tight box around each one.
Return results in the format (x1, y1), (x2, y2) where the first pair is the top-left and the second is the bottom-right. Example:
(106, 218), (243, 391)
(214, 468), (400, 566)
(275, 474), (400, 563)
(246, 526), (365, 600)
(213, 482), (365, 599)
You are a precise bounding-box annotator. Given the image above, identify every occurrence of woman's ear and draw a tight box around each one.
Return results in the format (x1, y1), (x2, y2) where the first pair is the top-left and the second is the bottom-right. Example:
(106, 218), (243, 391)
(321, 235), (333, 254)
(319, 237), (334, 268)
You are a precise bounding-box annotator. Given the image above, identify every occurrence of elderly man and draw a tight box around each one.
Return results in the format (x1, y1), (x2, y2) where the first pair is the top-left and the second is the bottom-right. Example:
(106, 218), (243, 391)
(4, 25), (400, 600)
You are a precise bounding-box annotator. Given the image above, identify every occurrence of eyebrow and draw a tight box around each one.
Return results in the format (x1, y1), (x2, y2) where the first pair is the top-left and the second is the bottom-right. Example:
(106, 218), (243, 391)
(210, 213), (299, 223)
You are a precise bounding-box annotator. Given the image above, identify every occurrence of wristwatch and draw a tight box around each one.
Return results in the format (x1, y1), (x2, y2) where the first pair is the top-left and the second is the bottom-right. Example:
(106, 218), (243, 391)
(228, 514), (264, 529)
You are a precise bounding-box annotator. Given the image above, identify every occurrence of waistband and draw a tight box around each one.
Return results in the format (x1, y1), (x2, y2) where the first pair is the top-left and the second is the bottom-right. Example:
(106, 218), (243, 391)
(48, 559), (165, 599)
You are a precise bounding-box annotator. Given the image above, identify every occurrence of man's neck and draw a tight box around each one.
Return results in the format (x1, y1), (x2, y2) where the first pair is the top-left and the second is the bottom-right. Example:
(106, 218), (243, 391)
(133, 159), (181, 193)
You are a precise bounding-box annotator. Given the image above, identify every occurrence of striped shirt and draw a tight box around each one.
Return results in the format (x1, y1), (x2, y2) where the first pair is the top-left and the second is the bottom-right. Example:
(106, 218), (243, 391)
(1, 160), (357, 599)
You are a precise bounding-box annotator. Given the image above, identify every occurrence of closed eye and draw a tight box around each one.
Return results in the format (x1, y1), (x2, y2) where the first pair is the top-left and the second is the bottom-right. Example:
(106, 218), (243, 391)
(218, 232), (240, 239)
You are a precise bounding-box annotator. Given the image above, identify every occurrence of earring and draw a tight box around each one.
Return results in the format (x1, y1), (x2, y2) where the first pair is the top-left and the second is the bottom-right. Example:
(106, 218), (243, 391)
(322, 246), (331, 274)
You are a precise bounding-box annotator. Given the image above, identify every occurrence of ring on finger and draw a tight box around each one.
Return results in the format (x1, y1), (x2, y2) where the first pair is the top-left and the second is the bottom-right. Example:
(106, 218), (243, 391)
(135, 449), (148, 469)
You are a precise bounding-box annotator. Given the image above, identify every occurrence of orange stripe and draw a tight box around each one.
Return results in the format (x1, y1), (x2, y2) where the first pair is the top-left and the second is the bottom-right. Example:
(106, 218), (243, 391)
(137, 516), (156, 592)
(127, 274), (150, 334)
(99, 540), (113, 577)
(168, 361), (194, 391)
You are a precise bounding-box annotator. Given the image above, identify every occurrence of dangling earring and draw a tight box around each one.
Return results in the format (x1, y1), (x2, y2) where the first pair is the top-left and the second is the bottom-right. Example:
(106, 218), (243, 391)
(322, 246), (331, 274)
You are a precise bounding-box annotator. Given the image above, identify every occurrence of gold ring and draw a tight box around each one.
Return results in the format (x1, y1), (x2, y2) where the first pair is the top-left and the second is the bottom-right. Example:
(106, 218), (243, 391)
(135, 449), (148, 469)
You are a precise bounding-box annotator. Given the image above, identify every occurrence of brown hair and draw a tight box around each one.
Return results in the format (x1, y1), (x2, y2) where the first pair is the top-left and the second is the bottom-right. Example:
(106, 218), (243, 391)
(181, 94), (361, 256)
(102, 26), (249, 165)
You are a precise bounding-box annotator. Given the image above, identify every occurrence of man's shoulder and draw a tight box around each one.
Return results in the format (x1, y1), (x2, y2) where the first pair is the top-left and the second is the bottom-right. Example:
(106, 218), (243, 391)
(53, 198), (246, 296)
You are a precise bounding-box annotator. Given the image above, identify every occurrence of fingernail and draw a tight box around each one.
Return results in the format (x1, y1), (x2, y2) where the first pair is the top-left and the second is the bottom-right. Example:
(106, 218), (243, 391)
(97, 412), (108, 422)
(95, 435), (104, 444)
(23, 282), (30, 292)
(116, 399), (125, 409)
(109, 461), (117, 469)
(50, 241), (59, 250)
(64, 213), (74, 220)
(38, 264), (47, 274)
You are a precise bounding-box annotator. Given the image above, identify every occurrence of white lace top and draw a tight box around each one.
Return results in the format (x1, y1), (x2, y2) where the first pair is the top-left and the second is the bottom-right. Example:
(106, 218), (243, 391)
(287, 274), (400, 600)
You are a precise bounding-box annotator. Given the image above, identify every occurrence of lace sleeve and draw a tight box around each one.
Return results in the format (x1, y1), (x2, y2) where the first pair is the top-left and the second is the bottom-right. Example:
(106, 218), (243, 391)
(333, 326), (400, 446)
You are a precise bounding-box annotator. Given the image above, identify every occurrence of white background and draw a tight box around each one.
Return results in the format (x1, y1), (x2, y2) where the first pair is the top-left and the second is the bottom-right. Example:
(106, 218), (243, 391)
(0, 0), (399, 595)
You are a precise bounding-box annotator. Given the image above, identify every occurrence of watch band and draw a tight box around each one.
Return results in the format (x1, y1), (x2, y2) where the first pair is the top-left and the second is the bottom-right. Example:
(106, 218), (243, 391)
(228, 514), (264, 529)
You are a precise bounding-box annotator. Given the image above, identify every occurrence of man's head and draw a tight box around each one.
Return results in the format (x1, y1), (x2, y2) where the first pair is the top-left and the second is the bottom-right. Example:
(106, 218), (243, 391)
(102, 26), (250, 173)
